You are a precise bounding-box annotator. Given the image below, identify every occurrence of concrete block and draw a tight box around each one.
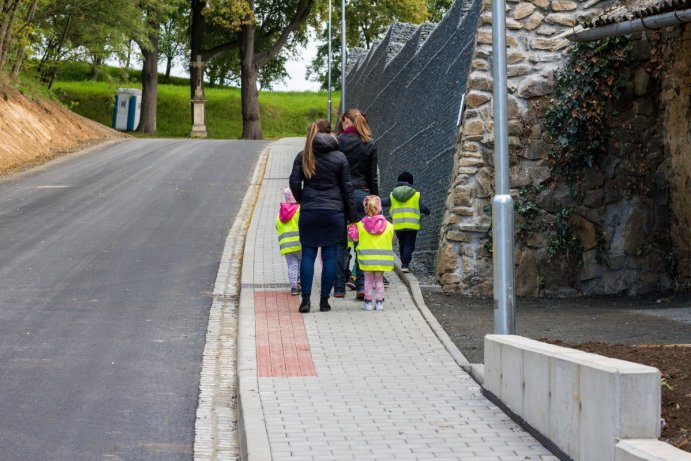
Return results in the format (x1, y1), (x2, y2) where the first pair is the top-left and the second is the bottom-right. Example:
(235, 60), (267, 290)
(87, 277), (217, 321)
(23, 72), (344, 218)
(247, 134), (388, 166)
(500, 342), (524, 415)
(578, 353), (660, 460)
(618, 368), (661, 438)
(484, 335), (502, 396)
(580, 358), (618, 460)
(616, 439), (691, 461)
(522, 347), (549, 433)
(548, 352), (581, 460)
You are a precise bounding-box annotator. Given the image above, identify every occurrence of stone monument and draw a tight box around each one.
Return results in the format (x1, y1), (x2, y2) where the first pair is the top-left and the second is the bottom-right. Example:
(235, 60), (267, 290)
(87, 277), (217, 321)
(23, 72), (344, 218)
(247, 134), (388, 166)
(190, 55), (207, 138)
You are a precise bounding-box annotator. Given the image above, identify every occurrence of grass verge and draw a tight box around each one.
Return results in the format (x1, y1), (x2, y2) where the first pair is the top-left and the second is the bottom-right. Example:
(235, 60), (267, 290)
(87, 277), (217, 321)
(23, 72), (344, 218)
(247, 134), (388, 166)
(53, 80), (338, 139)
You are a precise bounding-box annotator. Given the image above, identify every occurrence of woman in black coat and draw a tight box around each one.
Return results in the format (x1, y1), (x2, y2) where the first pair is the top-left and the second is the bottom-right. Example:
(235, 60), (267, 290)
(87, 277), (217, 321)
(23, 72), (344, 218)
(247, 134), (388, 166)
(336, 108), (378, 298)
(289, 120), (356, 313)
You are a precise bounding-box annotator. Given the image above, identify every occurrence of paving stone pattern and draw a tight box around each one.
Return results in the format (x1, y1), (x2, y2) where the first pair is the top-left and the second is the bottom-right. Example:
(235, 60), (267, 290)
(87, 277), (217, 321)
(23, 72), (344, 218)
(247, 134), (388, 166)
(346, 0), (483, 277)
(244, 139), (557, 460)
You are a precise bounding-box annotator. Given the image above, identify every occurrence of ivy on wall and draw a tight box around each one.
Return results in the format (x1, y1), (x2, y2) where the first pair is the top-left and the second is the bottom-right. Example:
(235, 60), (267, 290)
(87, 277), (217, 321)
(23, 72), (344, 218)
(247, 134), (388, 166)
(545, 37), (633, 184)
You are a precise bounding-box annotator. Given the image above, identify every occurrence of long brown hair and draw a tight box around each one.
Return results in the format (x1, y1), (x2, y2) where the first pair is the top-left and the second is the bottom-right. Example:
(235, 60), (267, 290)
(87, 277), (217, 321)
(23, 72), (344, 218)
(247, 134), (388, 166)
(302, 119), (332, 178)
(341, 108), (372, 143)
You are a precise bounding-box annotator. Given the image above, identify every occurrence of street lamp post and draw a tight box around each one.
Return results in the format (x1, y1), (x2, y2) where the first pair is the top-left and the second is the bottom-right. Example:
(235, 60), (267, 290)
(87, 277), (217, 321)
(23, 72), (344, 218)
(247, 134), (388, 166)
(491, 0), (516, 334)
(327, 0), (332, 124)
(340, 0), (346, 114)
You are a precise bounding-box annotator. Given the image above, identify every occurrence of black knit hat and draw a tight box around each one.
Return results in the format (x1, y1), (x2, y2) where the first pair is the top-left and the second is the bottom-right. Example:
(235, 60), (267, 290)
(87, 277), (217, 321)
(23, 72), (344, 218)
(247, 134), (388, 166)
(398, 171), (414, 184)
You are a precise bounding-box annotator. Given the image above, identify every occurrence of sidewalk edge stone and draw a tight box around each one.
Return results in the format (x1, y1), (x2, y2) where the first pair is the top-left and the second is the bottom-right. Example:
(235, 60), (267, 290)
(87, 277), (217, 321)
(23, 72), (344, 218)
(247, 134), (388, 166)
(194, 143), (271, 461)
(235, 146), (272, 461)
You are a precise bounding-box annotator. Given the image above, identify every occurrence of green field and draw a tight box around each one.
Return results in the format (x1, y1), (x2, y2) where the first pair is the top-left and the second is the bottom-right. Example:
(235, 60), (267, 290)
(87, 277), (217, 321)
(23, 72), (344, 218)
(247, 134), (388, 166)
(53, 77), (338, 139)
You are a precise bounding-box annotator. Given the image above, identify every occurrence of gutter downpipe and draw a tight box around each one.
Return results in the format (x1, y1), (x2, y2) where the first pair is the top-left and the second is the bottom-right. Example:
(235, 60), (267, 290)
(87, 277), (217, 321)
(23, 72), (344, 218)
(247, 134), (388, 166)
(492, 0), (516, 334)
(567, 8), (691, 41)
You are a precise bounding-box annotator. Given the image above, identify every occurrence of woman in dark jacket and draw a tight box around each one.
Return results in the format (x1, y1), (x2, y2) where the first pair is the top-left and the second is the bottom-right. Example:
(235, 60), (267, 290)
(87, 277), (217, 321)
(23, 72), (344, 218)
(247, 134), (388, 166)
(336, 108), (378, 298)
(289, 120), (356, 313)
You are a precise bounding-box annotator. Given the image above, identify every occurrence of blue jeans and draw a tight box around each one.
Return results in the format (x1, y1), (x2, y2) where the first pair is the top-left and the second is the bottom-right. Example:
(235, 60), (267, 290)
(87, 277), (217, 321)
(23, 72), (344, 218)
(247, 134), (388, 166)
(396, 230), (418, 267)
(300, 244), (338, 298)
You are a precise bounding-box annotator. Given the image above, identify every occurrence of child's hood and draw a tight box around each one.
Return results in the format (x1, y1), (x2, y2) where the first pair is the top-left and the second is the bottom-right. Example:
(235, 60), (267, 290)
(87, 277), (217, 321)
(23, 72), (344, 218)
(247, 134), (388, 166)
(361, 215), (388, 235)
(279, 203), (299, 223)
(391, 184), (417, 202)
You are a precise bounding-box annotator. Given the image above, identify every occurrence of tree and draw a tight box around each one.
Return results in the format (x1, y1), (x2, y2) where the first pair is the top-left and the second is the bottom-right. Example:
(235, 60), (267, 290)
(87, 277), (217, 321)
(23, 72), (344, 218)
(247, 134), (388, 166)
(134, 0), (186, 134)
(158, 6), (189, 81)
(197, 0), (314, 139)
(13, 1), (146, 86)
(426, 0), (453, 21)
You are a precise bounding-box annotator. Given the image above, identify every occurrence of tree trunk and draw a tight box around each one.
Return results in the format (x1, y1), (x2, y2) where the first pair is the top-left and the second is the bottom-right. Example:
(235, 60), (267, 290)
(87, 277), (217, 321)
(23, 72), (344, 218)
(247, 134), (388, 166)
(240, 21), (262, 140)
(190, 0), (205, 100)
(40, 15), (71, 88)
(11, 0), (39, 78)
(164, 55), (172, 80)
(125, 40), (132, 69)
(0, 0), (21, 68)
(138, 29), (159, 134)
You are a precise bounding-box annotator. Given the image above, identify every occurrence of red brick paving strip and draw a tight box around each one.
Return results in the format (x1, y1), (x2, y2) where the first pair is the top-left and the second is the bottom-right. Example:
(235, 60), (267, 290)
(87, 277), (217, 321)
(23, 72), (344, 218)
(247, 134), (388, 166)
(254, 291), (316, 377)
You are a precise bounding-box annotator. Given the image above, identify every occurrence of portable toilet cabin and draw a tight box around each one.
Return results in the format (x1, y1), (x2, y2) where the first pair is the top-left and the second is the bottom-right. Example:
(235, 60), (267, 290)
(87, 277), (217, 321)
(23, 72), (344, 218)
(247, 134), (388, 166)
(112, 88), (142, 131)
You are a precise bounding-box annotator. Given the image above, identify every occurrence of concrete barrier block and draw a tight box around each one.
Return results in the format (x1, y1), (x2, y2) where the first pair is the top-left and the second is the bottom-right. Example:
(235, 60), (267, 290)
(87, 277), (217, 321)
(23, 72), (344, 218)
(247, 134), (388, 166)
(580, 360), (619, 461)
(500, 342), (524, 415)
(484, 335), (502, 396)
(522, 347), (550, 433)
(548, 353), (581, 460)
(618, 369), (661, 438)
(616, 439), (691, 461)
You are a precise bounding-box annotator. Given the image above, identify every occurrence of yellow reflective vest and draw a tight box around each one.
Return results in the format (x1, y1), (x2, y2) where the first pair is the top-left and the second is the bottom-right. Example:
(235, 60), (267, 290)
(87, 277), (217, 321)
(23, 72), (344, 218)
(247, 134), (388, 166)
(356, 221), (394, 272)
(275, 208), (301, 255)
(390, 191), (421, 231)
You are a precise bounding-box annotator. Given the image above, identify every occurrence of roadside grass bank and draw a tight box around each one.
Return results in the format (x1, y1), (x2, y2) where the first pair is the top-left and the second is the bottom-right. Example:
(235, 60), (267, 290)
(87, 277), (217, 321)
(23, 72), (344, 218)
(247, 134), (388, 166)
(53, 80), (336, 139)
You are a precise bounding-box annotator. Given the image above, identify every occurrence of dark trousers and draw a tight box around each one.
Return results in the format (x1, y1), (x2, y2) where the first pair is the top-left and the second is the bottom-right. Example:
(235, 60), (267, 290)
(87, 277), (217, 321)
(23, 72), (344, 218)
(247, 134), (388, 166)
(334, 240), (347, 294)
(300, 244), (337, 298)
(396, 230), (418, 267)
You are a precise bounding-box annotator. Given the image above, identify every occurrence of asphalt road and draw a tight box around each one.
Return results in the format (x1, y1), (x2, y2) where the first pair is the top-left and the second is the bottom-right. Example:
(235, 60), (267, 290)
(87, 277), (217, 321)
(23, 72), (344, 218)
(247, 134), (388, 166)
(0, 139), (268, 460)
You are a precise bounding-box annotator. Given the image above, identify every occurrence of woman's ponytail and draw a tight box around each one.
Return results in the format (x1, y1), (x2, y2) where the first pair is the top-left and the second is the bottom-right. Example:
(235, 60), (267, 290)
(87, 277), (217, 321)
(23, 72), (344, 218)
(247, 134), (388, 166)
(353, 112), (372, 144)
(342, 108), (372, 144)
(302, 123), (318, 178)
(302, 119), (332, 178)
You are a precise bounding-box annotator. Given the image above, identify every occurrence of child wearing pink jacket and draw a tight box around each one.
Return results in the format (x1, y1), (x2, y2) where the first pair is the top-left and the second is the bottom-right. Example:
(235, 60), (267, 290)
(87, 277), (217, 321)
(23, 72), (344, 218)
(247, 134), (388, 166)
(348, 195), (394, 311)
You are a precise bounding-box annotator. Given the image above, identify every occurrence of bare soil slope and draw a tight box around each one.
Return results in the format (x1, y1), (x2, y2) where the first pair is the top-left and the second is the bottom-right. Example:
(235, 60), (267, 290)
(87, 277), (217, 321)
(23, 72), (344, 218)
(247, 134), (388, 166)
(0, 87), (125, 176)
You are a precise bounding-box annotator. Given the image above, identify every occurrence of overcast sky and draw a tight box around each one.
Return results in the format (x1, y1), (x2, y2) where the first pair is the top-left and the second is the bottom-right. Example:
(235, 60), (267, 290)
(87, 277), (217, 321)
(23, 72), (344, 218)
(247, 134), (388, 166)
(273, 39), (321, 92)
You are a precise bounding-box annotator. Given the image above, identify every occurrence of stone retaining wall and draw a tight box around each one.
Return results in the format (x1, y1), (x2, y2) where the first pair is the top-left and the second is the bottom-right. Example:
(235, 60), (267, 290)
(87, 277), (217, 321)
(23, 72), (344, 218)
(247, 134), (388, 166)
(347, 0), (689, 296)
(438, 10), (689, 295)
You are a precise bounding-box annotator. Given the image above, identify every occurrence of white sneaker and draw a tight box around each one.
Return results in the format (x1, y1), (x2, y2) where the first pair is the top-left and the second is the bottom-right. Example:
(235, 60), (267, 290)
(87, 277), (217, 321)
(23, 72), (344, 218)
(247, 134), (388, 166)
(375, 300), (384, 311)
(401, 267), (410, 273)
(362, 300), (373, 311)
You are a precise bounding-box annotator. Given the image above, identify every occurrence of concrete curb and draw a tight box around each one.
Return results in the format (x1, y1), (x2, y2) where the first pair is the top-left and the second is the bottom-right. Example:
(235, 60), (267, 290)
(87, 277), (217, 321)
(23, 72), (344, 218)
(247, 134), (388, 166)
(194, 144), (271, 461)
(235, 147), (272, 461)
(393, 260), (472, 371)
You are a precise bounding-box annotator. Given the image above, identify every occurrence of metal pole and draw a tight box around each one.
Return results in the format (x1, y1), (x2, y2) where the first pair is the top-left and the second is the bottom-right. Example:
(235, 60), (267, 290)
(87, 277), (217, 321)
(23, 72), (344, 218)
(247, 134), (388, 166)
(327, 0), (332, 124)
(340, 0), (346, 114)
(491, 0), (515, 334)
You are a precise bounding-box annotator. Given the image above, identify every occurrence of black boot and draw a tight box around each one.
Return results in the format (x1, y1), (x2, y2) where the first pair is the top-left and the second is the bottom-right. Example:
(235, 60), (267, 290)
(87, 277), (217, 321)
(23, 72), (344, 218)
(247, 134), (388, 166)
(319, 296), (331, 312)
(299, 296), (311, 313)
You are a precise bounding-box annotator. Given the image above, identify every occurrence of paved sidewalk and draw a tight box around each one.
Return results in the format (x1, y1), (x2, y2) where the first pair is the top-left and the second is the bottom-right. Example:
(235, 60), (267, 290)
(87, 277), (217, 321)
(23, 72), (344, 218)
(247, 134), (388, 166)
(237, 138), (558, 460)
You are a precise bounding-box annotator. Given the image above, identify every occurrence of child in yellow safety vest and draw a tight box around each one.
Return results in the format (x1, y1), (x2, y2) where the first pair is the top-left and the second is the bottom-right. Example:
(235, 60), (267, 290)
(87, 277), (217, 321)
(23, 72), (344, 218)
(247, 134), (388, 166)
(383, 172), (430, 273)
(275, 187), (301, 295)
(348, 195), (394, 311)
